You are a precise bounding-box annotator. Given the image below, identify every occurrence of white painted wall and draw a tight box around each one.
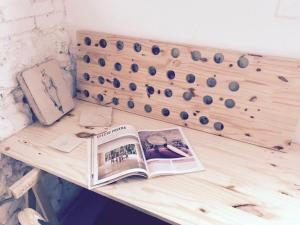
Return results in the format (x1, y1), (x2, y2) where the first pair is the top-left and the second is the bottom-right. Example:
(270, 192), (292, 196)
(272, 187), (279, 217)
(65, 0), (300, 58)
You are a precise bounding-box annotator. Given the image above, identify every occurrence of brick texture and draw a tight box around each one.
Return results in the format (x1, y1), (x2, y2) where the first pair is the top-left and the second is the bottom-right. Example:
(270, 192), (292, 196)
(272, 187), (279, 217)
(0, 18), (35, 38)
(0, 0), (79, 224)
(1, 0), (54, 21)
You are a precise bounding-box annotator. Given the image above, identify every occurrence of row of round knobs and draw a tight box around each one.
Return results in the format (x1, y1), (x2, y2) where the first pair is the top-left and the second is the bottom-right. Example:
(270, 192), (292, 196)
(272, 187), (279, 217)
(83, 72), (239, 91)
(83, 36), (249, 68)
(83, 73), (238, 109)
(81, 89), (224, 131)
(83, 55), (247, 82)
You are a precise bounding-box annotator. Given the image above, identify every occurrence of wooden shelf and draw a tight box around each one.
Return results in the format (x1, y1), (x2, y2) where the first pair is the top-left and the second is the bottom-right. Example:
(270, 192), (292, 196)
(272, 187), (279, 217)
(1, 100), (300, 225)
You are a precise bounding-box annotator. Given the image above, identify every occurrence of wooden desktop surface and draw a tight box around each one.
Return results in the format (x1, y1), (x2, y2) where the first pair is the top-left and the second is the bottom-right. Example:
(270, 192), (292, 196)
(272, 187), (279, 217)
(1, 100), (300, 225)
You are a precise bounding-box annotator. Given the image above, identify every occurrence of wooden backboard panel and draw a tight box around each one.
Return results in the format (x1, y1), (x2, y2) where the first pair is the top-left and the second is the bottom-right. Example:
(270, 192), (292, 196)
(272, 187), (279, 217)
(76, 30), (300, 150)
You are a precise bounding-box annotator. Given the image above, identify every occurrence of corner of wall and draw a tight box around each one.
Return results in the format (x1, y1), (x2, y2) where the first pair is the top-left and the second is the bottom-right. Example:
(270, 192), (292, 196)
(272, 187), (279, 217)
(0, 1), (80, 224)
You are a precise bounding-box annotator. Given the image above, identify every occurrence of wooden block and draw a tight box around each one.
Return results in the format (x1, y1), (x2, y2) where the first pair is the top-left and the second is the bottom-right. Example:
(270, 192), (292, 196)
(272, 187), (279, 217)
(78, 31), (300, 150)
(18, 208), (46, 225)
(9, 168), (41, 199)
(18, 60), (74, 125)
(10, 168), (59, 225)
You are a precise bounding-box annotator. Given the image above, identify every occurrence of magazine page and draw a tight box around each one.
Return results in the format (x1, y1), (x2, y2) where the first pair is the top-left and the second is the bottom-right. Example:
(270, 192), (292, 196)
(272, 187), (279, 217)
(92, 125), (148, 186)
(138, 127), (204, 177)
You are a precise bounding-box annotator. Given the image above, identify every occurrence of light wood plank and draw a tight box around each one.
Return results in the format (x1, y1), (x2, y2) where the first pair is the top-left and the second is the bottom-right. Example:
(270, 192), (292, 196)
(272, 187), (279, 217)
(1, 100), (300, 225)
(9, 168), (41, 199)
(76, 30), (300, 150)
(18, 208), (46, 225)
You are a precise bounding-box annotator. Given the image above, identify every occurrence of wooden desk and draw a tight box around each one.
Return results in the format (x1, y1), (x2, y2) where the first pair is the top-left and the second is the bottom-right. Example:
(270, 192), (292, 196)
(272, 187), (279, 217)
(1, 100), (300, 225)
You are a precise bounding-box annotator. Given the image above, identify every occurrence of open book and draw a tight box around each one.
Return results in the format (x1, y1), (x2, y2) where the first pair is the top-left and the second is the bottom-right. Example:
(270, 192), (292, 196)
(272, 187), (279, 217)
(88, 125), (204, 188)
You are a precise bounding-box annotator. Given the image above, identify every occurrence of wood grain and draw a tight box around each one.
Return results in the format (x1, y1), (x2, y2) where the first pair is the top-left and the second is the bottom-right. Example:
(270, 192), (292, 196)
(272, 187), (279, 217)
(9, 168), (41, 199)
(1, 100), (300, 225)
(76, 30), (300, 150)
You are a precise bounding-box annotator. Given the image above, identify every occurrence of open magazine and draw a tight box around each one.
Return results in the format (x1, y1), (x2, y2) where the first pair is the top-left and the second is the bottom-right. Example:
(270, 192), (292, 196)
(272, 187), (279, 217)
(88, 125), (204, 188)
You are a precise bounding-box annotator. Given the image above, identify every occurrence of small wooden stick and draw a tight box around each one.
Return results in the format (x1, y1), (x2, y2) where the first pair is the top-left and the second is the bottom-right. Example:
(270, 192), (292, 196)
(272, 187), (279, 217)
(9, 168), (41, 199)
(10, 168), (60, 225)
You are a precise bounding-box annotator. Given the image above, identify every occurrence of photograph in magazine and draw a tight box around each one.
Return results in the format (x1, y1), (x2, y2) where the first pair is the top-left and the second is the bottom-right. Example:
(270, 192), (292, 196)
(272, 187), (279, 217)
(97, 135), (146, 180)
(138, 128), (202, 175)
(90, 125), (204, 187)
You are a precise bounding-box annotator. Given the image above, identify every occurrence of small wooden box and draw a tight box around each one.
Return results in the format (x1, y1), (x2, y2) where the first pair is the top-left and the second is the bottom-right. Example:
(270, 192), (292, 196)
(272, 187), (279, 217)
(18, 60), (74, 125)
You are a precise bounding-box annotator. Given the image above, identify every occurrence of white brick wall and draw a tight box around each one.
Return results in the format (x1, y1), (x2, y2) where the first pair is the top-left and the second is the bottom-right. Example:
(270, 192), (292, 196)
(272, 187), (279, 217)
(0, 0), (79, 224)
(0, 0), (73, 141)
(53, 0), (66, 12)
(35, 11), (65, 29)
(1, 0), (54, 21)
(0, 18), (35, 38)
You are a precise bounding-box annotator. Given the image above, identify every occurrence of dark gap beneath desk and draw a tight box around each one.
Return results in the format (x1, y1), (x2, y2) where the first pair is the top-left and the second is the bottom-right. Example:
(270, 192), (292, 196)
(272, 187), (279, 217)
(61, 189), (170, 225)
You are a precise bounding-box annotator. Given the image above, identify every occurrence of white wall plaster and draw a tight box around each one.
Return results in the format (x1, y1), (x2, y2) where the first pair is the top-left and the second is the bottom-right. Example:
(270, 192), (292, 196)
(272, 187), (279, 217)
(65, 0), (300, 59)
(276, 0), (300, 19)
(0, 1), (80, 224)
